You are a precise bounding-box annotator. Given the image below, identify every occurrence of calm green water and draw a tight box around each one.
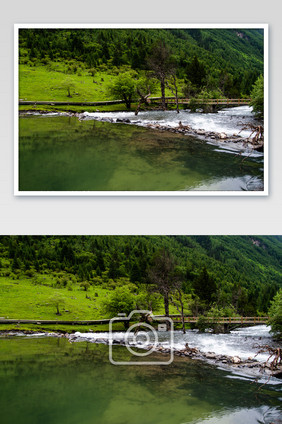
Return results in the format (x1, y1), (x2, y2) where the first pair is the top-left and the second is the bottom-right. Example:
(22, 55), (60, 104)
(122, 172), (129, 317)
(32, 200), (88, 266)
(0, 337), (281, 424)
(19, 116), (263, 191)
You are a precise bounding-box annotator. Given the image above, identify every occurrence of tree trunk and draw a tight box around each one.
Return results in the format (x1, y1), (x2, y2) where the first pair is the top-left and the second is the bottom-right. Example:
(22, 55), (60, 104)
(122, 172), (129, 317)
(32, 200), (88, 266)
(135, 101), (142, 116)
(164, 295), (169, 317)
(161, 78), (166, 110)
(175, 88), (179, 114)
(123, 319), (130, 330)
(180, 303), (186, 334)
(135, 90), (151, 116)
(163, 298), (171, 330)
(170, 292), (186, 334)
(166, 76), (179, 113)
(124, 95), (131, 110)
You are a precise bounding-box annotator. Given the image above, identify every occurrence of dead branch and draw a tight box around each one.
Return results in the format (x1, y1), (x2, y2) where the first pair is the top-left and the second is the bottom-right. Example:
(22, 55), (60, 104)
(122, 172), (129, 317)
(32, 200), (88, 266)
(238, 123), (264, 148)
(135, 89), (151, 116)
(251, 344), (282, 390)
(253, 344), (282, 370)
(184, 343), (198, 354)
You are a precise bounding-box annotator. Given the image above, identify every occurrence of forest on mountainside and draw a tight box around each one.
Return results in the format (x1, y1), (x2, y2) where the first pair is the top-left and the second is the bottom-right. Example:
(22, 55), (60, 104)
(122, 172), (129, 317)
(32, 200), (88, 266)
(0, 236), (280, 318)
(18, 28), (264, 99)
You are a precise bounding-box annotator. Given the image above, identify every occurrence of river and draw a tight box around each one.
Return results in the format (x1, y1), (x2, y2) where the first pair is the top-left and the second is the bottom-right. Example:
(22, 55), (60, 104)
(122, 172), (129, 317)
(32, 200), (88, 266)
(70, 325), (277, 363)
(83, 106), (260, 153)
(18, 106), (264, 192)
(0, 326), (281, 424)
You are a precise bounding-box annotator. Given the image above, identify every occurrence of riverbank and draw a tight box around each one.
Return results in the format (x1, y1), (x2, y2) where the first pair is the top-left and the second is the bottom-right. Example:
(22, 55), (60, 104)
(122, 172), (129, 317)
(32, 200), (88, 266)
(19, 106), (264, 154)
(18, 108), (264, 191)
(67, 330), (282, 379)
(2, 328), (281, 379)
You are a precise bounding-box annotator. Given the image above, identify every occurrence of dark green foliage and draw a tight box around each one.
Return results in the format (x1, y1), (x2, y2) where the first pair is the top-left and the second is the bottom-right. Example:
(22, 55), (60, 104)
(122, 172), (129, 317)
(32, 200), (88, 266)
(196, 315), (210, 333)
(250, 74), (264, 118)
(148, 248), (179, 316)
(80, 282), (90, 291)
(19, 28), (264, 96)
(101, 286), (137, 327)
(269, 289), (282, 338)
(108, 71), (137, 109)
(192, 267), (217, 304)
(0, 236), (281, 316)
(185, 56), (206, 88)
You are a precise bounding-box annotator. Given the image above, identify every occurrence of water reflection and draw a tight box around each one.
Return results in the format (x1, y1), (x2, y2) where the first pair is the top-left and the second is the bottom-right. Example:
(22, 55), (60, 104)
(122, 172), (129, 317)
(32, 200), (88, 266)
(19, 116), (263, 191)
(0, 337), (280, 424)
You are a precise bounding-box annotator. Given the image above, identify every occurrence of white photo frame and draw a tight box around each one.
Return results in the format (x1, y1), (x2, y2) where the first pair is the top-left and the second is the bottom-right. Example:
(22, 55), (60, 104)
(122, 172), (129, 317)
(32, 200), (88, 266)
(14, 23), (268, 196)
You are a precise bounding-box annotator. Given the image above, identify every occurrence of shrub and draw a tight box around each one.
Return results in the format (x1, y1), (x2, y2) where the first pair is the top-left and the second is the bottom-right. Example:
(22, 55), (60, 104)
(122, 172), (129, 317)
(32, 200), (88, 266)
(196, 315), (209, 332)
(269, 289), (282, 338)
(250, 74), (264, 118)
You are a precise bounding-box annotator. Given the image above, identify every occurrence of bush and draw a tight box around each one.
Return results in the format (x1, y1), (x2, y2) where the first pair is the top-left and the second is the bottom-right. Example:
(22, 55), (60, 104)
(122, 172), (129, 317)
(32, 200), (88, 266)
(207, 305), (236, 318)
(25, 269), (35, 278)
(196, 315), (209, 332)
(80, 282), (90, 291)
(101, 286), (136, 317)
(54, 277), (68, 288)
(108, 71), (137, 109)
(269, 289), (282, 338)
(250, 74), (264, 118)
(188, 97), (201, 111)
(88, 67), (96, 77)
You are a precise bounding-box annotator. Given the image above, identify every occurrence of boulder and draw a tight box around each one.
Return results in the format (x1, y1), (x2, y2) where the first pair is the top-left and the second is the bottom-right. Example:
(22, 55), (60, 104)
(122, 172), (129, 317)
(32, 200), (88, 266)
(205, 352), (217, 359)
(196, 129), (206, 135)
(232, 356), (241, 364)
(116, 118), (130, 123)
(219, 132), (227, 139)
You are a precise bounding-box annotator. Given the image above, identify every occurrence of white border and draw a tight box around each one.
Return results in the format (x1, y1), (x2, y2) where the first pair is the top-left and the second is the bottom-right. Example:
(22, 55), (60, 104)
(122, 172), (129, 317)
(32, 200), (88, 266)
(14, 23), (268, 197)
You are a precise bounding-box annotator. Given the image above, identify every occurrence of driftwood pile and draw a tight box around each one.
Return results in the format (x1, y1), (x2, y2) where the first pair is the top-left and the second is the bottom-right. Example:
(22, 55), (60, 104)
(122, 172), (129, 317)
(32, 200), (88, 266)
(238, 123), (264, 151)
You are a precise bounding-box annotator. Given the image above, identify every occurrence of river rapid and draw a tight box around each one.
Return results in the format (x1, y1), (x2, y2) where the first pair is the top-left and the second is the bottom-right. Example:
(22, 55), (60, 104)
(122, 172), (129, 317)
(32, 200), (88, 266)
(81, 106), (263, 157)
(1, 326), (281, 424)
(19, 107), (264, 191)
(70, 325), (275, 362)
(66, 325), (282, 382)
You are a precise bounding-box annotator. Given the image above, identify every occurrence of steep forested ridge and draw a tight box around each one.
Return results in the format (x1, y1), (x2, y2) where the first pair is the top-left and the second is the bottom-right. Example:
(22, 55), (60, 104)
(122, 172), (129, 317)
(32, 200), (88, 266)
(0, 236), (281, 316)
(18, 28), (264, 97)
(19, 28), (263, 71)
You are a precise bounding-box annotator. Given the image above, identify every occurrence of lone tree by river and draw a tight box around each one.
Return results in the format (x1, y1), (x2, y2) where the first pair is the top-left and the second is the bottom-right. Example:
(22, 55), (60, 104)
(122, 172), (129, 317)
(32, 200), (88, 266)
(147, 40), (176, 110)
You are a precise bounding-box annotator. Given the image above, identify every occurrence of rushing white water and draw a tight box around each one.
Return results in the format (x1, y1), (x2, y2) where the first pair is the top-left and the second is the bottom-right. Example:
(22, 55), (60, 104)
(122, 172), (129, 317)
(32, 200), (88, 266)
(170, 325), (273, 361)
(83, 106), (256, 138)
(71, 325), (274, 362)
(82, 106), (263, 157)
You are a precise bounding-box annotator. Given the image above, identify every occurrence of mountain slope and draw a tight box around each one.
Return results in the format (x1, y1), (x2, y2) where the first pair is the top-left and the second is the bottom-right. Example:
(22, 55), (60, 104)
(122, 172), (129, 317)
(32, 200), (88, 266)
(18, 28), (264, 97)
(0, 236), (281, 316)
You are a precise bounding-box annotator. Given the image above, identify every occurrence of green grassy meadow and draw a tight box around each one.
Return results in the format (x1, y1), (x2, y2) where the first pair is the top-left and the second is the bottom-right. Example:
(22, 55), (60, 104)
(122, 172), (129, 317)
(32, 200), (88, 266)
(19, 63), (165, 104)
(19, 64), (114, 102)
(0, 276), (109, 320)
(0, 274), (181, 333)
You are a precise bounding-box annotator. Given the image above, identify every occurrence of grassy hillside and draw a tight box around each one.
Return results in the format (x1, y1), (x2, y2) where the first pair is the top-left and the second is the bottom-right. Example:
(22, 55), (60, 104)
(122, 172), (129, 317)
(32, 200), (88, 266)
(18, 28), (264, 104)
(19, 65), (164, 103)
(0, 236), (281, 326)
(0, 274), (181, 321)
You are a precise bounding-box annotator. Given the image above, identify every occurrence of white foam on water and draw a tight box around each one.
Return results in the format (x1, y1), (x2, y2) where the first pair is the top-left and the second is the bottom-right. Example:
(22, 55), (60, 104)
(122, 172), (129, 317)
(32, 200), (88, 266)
(82, 106), (263, 156)
(83, 106), (257, 137)
(72, 325), (274, 362)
